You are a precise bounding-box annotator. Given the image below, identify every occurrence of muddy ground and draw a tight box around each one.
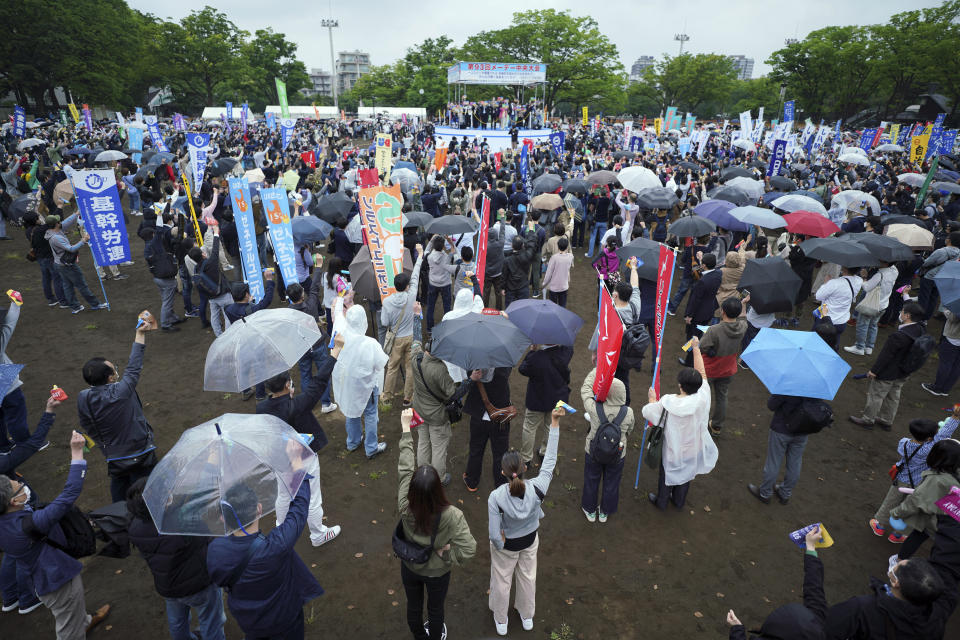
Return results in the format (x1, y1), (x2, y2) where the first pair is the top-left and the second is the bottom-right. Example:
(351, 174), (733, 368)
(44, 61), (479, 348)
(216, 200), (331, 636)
(1, 220), (958, 640)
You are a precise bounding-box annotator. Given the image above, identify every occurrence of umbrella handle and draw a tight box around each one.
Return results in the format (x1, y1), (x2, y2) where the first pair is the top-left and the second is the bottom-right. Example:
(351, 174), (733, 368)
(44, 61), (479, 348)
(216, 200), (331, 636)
(220, 500), (254, 536)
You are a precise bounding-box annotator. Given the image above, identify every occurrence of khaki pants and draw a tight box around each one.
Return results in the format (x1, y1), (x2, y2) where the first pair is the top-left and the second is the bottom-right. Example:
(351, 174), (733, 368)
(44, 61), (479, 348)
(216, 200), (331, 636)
(862, 377), (906, 425)
(417, 421), (452, 477)
(489, 535), (539, 624)
(38, 574), (92, 640)
(520, 409), (549, 464)
(383, 335), (413, 403)
(95, 264), (120, 278)
(874, 484), (911, 531)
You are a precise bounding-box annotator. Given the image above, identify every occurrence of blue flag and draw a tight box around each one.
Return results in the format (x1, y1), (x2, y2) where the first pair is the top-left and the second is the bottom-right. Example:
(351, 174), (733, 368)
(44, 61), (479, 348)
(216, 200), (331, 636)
(226, 101), (233, 121)
(144, 116), (168, 152)
(859, 128), (877, 151)
(549, 131), (565, 158)
(266, 112), (277, 132)
(281, 118), (295, 149)
(260, 187), (298, 288)
(71, 169), (132, 266)
(629, 136), (643, 153)
(227, 177), (265, 302)
(187, 133), (210, 191)
(135, 107), (143, 123)
(241, 103), (248, 134)
(519, 144), (530, 198)
(767, 139), (787, 177)
(220, 113), (231, 133)
(783, 101), (795, 123)
(12, 105), (26, 138)
(127, 126), (143, 164)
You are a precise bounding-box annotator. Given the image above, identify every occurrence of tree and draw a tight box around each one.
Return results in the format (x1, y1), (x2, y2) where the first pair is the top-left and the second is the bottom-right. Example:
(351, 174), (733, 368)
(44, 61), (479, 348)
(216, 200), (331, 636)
(228, 28), (310, 111)
(458, 9), (623, 111)
(350, 64), (407, 108)
(640, 54), (738, 116)
(728, 77), (782, 120)
(400, 37), (456, 114)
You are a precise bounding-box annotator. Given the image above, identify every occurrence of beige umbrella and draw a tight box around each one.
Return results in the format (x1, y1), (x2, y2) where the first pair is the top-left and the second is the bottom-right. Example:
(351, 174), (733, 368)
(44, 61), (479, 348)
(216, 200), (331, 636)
(243, 168), (265, 184)
(53, 179), (75, 209)
(885, 223), (934, 249)
(530, 193), (563, 210)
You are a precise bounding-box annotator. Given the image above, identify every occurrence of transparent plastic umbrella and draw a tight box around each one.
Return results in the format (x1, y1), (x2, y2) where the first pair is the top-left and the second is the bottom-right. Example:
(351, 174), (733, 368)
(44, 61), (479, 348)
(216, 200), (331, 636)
(617, 166), (661, 192)
(203, 308), (322, 392)
(390, 168), (421, 192)
(142, 413), (314, 536)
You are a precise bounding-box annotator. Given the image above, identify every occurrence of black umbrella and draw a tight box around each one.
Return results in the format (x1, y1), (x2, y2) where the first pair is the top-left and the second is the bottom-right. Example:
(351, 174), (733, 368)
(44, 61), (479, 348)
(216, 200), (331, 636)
(749, 159), (767, 170)
(770, 176), (797, 191)
(667, 215), (716, 238)
(635, 186), (678, 210)
(348, 246), (413, 300)
(739, 256), (803, 314)
(208, 158), (238, 177)
(424, 215), (479, 236)
(708, 185), (754, 206)
(843, 232), (913, 263)
(561, 179), (588, 195)
(291, 215), (333, 244)
(10, 192), (40, 222)
(146, 152), (176, 166)
(140, 150), (157, 163)
(880, 214), (924, 227)
(586, 170), (617, 185)
(720, 167), (754, 182)
(62, 147), (95, 156)
(677, 161), (701, 173)
(612, 151), (633, 160)
(314, 191), (354, 224)
(403, 211), (434, 228)
(532, 173), (562, 194)
(932, 181), (960, 195)
(799, 237), (881, 267)
(135, 165), (155, 180)
(761, 191), (786, 206)
(431, 313), (531, 370)
(615, 237), (663, 281)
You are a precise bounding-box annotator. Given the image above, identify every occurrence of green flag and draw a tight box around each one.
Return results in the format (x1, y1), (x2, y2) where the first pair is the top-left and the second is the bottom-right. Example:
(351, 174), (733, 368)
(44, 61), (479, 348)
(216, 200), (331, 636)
(59, 109), (68, 127)
(26, 159), (40, 190)
(275, 78), (289, 118)
(915, 155), (940, 212)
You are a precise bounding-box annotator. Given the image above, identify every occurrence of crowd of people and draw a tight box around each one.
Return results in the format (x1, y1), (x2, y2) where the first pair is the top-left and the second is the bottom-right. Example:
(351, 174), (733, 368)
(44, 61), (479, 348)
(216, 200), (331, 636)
(0, 104), (959, 640)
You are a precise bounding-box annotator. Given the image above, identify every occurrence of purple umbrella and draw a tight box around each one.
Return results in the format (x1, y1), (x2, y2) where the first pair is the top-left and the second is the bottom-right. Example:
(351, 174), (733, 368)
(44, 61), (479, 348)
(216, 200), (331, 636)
(694, 200), (749, 232)
(504, 299), (584, 346)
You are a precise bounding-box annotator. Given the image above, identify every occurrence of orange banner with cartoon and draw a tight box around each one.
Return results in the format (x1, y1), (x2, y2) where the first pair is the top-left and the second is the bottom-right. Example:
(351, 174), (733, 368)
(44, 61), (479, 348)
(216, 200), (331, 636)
(260, 186), (299, 288)
(358, 184), (405, 300)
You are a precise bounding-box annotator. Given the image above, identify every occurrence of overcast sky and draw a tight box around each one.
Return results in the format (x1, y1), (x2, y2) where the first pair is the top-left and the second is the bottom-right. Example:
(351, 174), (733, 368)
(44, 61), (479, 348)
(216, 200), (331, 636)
(130, 0), (923, 77)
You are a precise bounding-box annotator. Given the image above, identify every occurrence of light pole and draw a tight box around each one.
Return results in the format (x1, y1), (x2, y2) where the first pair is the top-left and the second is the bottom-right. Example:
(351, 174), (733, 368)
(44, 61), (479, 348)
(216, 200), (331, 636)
(321, 19), (339, 110)
(674, 33), (689, 55)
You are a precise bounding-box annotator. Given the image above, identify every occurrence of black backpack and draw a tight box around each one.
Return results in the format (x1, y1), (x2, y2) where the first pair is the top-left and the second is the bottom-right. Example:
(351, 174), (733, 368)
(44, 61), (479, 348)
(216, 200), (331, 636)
(620, 303), (651, 371)
(589, 401), (629, 465)
(21, 505), (97, 559)
(193, 259), (223, 297)
(145, 236), (177, 279)
(785, 399), (834, 435)
(900, 333), (936, 375)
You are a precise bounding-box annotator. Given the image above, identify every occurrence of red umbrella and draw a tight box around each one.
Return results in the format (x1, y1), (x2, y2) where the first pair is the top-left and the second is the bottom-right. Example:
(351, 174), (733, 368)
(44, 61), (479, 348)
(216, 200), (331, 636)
(782, 210), (839, 238)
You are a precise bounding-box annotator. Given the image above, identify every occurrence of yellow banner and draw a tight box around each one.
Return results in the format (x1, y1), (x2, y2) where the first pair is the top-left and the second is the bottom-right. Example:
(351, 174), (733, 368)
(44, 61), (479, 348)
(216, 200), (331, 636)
(910, 134), (930, 167)
(358, 184), (405, 300)
(888, 124), (900, 145)
(654, 118), (662, 136)
(375, 133), (393, 178)
(179, 172), (204, 246)
(581, 106), (588, 126)
(68, 103), (80, 123)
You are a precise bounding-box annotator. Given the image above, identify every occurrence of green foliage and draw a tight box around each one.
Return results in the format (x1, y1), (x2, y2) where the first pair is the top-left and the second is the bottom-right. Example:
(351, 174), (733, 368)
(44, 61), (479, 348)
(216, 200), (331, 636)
(637, 54), (739, 116)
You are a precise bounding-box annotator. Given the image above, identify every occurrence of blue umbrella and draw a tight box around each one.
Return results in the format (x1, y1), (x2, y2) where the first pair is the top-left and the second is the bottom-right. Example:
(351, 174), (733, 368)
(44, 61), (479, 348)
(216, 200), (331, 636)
(790, 189), (822, 203)
(694, 200), (749, 232)
(741, 328), (851, 400)
(728, 206), (785, 229)
(504, 298), (584, 346)
(0, 364), (24, 398)
(761, 191), (786, 206)
(63, 147), (95, 156)
(394, 160), (416, 172)
(933, 261), (960, 315)
(291, 215), (333, 244)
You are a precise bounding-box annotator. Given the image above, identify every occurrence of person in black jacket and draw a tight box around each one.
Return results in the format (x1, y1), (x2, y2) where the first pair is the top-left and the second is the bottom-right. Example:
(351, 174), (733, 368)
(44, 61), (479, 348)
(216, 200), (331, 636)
(786, 236), (817, 327)
(22, 212), (67, 307)
(747, 395), (817, 505)
(197, 229), (235, 337)
(143, 226), (184, 332)
(126, 479), (226, 640)
(726, 525), (826, 640)
(462, 367), (512, 492)
(518, 344), (573, 467)
(681, 253), (722, 366)
(502, 221), (538, 307)
(849, 302), (926, 431)
(483, 221), (506, 309)
(287, 280), (337, 414)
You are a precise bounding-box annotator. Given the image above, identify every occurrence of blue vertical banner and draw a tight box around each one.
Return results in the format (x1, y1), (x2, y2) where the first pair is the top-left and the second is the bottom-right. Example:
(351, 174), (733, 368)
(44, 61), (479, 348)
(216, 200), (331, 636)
(187, 133), (210, 192)
(127, 126), (143, 164)
(767, 139), (787, 177)
(241, 103), (248, 134)
(629, 136), (643, 153)
(549, 131), (565, 158)
(936, 130), (958, 158)
(144, 116), (168, 152)
(259, 187), (298, 288)
(135, 107), (143, 123)
(82, 105), (93, 132)
(220, 113), (232, 133)
(227, 177), (265, 302)
(225, 101), (233, 121)
(266, 112), (277, 132)
(519, 143), (530, 202)
(783, 100), (795, 123)
(859, 128), (877, 151)
(173, 113), (185, 131)
(12, 105), (26, 137)
(71, 169), (132, 265)
(934, 113), (946, 129)
(896, 125), (910, 146)
(677, 136), (692, 155)
(281, 118), (295, 149)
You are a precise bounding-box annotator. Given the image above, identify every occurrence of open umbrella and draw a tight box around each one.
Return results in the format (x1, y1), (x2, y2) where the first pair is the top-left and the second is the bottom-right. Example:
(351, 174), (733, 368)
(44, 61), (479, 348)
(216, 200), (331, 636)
(741, 328), (851, 400)
(431, 312), (531, 370)
(146, 152), (176, 166)
(799, 237), (881, 267)
(761, 191), (786, 206)
(208, 158), (238, 177)
(424, 215), (479, 236)
(831, 190), (881, 216)
(635, 186), (678, 210)
(838, 153), (870, 166)
(9, 193), (40, 222)
(668, 215), (717, 238)
(732, 139), (756, 152)
(390, 167), (421, 193)
(728, 206), (785, 229)
(532, 173), (562, 194)
(314, 191), (354, 224)
(63, 147), (95, 156)
(618, 166), (661, 192)
(694, 200), (748, 232)
(932, 181), (960, 195)
(842, 233), (913, 263)
(725, 177), (765, 200)
(897, 173), (926, 187)
(738, 256), (803, 313)
(290, 215), (333, 244)
(142, 413), (314, 536)
(933, 261), (960, 315)
(349, 246), (414, 300)
(586, 170), (618, 185)
(394, 160), (417, 172)
(707, 185), (755, 206)
(243, 168), (265, 184)
(17, 138), (45, 151)
(53, 179), (75, 207)
(403, 211), (434, 228)
(203, 308), (323, 392)
(529, 193), (564, 210)
(769, 176), (797, 191)
(879, 214), (924, 227)
(885, 223), (934, 249)
(615, 237), (662, 281)
(678, 161), (701, 173)
(561, 179), (588, 195)
(95, 150), (127, 162)
(783, 211), (839, 238)
(719, 167), (754, 182)
(771, 194), (828, 216)
(875, 144), (904, 152)
(504, 299), (583, 346)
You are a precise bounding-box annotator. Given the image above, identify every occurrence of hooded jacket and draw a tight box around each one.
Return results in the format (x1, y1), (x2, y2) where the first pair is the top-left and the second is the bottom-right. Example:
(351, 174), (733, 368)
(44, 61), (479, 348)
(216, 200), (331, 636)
(484, 224), (506, 278)
(580, 369), (635, 459)
(716, 247), (754, 306)
(44, 213), (85, 265)
(502, 229), (537, 292)
(441, 290), (484, 381)
(641, 376), (717, 486)
(332, 299), (388, 417)
(380, 253), (424, 338)
(518, 345), (573, 412)
(700, 318), (748, 379)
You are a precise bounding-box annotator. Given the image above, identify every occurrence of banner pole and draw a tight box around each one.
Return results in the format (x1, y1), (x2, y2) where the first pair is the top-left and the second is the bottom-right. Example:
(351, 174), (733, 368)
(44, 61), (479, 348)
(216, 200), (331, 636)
(76, 213), (111, 309)
(180, 171), (204, 246)
(634, 248), (677, 489)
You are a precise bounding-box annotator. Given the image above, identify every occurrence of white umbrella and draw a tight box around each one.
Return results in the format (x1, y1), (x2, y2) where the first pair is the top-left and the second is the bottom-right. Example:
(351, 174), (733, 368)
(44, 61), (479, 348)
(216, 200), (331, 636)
(17, 138), (45, 151)
(732, 138), (756, 151)
(885, 223), (934, 250)
(728, 206), (786, 229)
(840, 145), (867, 156)
(95, 150), (128, 162)
(243, 168), (265, 184)
(831, 190), (881, 216)
(126, 121), (147, 129)
(771, 194), (828, 216)
(838, 153), (870, 166)
(203, 308), (323, 392)
(344, 214), (363, 243)
(725, 177), (765, 200)
(897, 173), (926, 187)
(390, 167), (421, 193)
(617, 165), (661, 192)
(875, 144), (904, 152)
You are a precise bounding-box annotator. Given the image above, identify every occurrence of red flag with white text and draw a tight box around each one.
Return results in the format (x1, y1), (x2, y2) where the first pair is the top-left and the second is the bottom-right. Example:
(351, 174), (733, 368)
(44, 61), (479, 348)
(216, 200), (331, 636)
(593, 283), (624, 401)
(652, 245), (677, 397)
(476, 195), (491, 293)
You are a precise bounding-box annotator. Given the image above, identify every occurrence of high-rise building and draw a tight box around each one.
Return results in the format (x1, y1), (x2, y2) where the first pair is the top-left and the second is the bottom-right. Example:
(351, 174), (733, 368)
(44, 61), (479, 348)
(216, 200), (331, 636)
(630, 55), (656, 83)
(336, 51), (371, 93)
(727, 55), (755, 81)
(303, 68), (333, 97)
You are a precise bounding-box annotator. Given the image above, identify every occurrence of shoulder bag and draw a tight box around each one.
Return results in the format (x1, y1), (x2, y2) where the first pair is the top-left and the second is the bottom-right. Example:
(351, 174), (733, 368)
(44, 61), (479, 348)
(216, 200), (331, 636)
(383, 303), (408, 355)
(477, 380), (517, 425)
(392, 511), (443, 565)
(415, 355), (462, 424)
(644, 408), (668, 470)
(855, 274), (885, 316)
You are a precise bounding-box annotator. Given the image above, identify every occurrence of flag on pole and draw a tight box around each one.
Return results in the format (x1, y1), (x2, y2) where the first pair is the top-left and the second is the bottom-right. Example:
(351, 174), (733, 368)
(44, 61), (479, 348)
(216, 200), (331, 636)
(476, 195), (491, 294)
(275, 78), (290, 118)
(593, 283), (624, 402)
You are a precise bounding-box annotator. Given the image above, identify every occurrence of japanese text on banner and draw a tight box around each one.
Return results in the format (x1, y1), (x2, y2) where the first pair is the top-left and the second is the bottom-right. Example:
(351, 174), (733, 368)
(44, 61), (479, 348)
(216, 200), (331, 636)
(70, 170), (132, 266)
(358, 184), (406, 300)
(375, 133), (393, 178)
(227, 177), (265, 302)
(187, 133), (210, 193)
(260, 187), (298, 288)
(144, 116), (168, 152)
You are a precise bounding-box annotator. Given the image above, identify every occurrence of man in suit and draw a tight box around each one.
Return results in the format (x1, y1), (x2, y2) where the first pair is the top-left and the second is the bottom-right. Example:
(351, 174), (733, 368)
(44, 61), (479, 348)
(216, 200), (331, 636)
(849, 302), (927, 431)
(681, 253), (722, 366)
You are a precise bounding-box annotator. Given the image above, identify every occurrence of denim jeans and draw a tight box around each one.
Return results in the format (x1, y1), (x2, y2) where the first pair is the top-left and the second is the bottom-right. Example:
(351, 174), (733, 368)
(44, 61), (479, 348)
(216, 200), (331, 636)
(758, 430), (808, 499)
(56, 262), (100, 310)
(0, 387), (30, 448)
(38, 256), (66, 304)
(932, 339), (960, 394)
(854, 312), (880, 350)
(164, 583), (226, 640)
(585, 222), (607, 258)
(1, 548), (37, 607)
(153, 277), (179, 328)
(345, 389), (380, 455)
(179, 264), (194, 312)
(581, 453), (625, 515)
(208, 292), (234, 337)
(298, 345), (332, 406)
(425, 284), (451, 331)
(127, 188), (141, 213)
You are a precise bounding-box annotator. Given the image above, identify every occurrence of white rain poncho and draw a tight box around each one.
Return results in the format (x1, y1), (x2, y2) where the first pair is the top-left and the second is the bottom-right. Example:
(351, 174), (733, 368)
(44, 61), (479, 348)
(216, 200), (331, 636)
(440, 289), (484, 382)
(332, 299), (388, 417)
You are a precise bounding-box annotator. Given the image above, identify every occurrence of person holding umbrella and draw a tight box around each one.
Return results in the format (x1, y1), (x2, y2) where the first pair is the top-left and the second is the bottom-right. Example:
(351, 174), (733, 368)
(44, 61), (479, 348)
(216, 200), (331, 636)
(517, 340), (573, 469)
(845, 261), (897, 356)
(813, 265), (863, 340)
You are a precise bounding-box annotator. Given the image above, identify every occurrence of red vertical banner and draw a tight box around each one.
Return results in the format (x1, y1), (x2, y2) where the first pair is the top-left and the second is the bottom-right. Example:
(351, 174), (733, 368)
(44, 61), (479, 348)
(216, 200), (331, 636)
(357, 168), (380, 189)
(652, 245), (677, 397)
(475, 195), (490, 294)
(593, 282), (624, 402)
(434, 148), (448, 172)
(300, 150), (316, 168)
(494, 152), (502, 173)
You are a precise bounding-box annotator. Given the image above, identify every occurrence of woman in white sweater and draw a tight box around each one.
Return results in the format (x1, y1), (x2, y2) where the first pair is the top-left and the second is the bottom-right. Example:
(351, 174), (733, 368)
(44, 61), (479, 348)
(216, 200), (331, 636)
(486, 407), (563, 636)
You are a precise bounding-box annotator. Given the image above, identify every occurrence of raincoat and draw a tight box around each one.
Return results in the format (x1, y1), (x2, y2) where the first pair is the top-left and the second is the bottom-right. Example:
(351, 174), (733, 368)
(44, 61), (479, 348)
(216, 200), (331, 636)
(331, 299), (388, 417)
(641, 379), (717, 486)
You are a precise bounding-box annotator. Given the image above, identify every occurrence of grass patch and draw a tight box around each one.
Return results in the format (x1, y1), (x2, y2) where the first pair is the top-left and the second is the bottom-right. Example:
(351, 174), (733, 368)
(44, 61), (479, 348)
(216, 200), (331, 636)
(550, 623), (575, 640)
(369, 470), (386, 480)
(563, 482), (577, 492)
(84, 324), (97, 330)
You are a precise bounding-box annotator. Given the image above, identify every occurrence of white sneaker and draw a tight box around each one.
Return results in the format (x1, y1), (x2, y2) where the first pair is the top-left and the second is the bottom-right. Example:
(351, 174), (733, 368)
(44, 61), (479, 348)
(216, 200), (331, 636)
(865, 348), (873, 355)
(424, 621), (447, 640)
(598, 512), (608, 523)
(366, 442), (387, 460)
(888, 553), (900, 573)
(311, 525), (341, 547)
(521, 617), (534, 631)
(843, 345), (865, 356)
(494, 616), (508, 636)
(582, 507), (597, 523)
(321, 403), (338, 414)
